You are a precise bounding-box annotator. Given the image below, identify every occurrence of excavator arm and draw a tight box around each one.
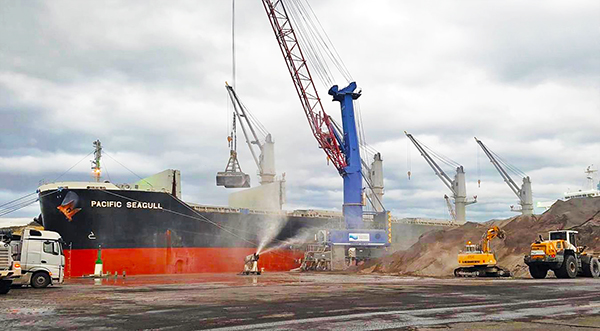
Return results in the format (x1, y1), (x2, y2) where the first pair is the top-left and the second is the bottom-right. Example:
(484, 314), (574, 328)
(480, 226), (506, 253)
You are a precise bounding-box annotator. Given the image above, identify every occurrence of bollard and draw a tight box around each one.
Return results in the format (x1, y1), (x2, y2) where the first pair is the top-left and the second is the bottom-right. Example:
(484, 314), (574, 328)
(94, 245), (103, 277)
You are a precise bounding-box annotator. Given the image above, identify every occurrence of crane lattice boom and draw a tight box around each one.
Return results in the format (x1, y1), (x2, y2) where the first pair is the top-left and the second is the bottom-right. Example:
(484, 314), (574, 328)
(262, 0), (346, 173)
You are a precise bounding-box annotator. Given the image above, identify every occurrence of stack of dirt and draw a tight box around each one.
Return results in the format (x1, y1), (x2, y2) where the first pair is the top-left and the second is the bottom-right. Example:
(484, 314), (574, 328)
(362, 197), (600, 278)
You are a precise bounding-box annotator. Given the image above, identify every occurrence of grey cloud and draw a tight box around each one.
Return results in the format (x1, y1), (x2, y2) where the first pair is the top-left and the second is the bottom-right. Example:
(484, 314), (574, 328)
(0, 0), (598, 223)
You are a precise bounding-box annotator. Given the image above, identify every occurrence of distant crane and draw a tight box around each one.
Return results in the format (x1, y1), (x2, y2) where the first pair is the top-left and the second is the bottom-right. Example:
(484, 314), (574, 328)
(475, 137), (533, 215)
(405, 131), (476, 223)
(444, 194), (457, 222)
(366, 153), (384, 213)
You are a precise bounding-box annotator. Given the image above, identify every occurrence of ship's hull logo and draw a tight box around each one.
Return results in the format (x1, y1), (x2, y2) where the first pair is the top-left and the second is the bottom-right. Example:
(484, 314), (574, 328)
(57, 191), (82, 221)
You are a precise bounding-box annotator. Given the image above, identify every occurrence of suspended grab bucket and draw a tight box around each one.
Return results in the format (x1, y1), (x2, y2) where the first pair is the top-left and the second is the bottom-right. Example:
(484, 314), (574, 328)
(216, 171), (251, 188)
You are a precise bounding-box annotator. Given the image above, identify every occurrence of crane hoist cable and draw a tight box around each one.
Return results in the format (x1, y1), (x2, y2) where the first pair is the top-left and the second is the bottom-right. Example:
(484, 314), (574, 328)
(491, 149), (527, 178)
(415, 137), (461, 170)
(285, 0), (378, 172)
(285, 0), (352, 86)
(477, 143), (481, 187)
(262, 0), (352, 173)
(231, 0), (236, 88)
(407, 138), (412, 180)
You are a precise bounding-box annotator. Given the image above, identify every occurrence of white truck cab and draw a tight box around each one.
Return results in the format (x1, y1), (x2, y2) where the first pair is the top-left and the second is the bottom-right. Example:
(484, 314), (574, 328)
(548, 230), (578, 251)
(11, 228), (65, 288)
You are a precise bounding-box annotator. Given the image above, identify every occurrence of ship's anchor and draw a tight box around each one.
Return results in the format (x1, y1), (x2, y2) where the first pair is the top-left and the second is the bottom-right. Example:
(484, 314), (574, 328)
(88, 231), (96, 240)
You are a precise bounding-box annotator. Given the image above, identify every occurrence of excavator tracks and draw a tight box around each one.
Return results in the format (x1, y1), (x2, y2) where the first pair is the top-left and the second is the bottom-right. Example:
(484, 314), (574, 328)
(454, 266), (511, 278)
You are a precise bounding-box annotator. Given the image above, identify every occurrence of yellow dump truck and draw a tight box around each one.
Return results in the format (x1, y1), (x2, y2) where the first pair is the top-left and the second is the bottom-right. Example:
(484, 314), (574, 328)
(524, 230), (600, 279)
(454, 226), (510, 277)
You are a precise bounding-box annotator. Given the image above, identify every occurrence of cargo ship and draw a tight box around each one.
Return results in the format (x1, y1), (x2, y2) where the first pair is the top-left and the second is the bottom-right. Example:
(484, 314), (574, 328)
(38, 169), (344, 277)
(37, 137), (457, 277)
(37, 168), (459, 277)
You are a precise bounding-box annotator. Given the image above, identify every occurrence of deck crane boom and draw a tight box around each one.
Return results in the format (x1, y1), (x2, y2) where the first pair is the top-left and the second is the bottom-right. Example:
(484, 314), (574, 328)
(444, 194), (457, 222)
(405, 131), (476, 223)
(474, 137), (533, 215)
(225, 83), (276, 185)
(262, 0), (363, 228)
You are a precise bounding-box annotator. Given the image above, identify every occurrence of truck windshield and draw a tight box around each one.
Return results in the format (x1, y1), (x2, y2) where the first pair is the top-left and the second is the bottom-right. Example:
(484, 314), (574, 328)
(550, 232), (567, 240)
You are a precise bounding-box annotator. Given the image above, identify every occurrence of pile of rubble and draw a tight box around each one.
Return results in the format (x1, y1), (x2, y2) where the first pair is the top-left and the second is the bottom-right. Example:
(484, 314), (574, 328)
(362, 197), (600, 278)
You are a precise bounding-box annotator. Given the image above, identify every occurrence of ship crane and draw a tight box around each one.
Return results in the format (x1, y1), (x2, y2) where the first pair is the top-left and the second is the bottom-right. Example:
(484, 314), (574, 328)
(224, 83), (277, 185)
(363, 153), (385, 213)
(262, 0), (365, 228)
(475, 137), (533, 215)
(405, 131), (476, 223)
(444, 194), (456, 223)
(216, 95), (251, 188)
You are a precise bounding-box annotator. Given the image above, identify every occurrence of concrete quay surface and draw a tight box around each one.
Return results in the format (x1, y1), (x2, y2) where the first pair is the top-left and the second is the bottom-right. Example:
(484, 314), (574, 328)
(1, 272), (600, 330)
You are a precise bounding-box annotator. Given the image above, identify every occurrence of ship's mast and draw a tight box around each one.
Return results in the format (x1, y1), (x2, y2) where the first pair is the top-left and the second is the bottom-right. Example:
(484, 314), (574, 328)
(585, 165), (597, 191)
(91, 140), (102, 182)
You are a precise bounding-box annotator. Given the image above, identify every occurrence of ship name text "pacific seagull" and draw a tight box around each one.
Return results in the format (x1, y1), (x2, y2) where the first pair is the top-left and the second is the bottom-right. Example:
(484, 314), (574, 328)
(90, 200), (163, 209)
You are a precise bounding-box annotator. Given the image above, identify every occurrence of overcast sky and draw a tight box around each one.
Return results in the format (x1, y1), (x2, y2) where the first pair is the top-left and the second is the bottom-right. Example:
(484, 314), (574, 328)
(1, 0), (599, 227)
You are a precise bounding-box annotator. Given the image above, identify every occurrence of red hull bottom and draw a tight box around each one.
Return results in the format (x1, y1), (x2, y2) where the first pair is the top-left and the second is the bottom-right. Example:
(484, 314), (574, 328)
(65, 247), (304, 278)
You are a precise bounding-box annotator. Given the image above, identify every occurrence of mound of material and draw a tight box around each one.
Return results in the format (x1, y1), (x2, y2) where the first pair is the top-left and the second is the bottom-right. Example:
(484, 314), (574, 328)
(363, 197), (600, 278)
(0, 220), (44, 235)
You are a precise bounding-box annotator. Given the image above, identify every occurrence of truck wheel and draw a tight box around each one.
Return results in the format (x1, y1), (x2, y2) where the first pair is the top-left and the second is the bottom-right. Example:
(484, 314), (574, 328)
(556, 255), (577, 279)
(0, 280), (12, 294)
(31, 272), (51, 288)
(585, 258), (600, 278)
(528, 265), (548, 279)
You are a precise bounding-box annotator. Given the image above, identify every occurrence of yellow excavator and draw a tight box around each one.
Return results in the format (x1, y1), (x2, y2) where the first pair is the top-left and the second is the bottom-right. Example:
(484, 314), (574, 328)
(454, 226), (511, 277)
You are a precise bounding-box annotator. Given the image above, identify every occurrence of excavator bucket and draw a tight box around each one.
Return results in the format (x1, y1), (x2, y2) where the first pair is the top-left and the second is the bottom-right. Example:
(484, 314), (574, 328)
(216, 171), (250, 188)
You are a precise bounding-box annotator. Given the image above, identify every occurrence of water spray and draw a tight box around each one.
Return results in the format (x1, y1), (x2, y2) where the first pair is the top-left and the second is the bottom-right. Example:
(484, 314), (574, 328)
(257, 227), (322, 256)
(256, 215), (289, 255)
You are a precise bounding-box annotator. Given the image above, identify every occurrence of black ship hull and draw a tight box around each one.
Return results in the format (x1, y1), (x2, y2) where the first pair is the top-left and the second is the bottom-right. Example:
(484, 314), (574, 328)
(39, 187), (341, 276)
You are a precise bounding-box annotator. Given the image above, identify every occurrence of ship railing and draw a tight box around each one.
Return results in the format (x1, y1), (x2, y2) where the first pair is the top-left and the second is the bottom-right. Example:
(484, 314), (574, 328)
(189, 204), (345, 219)
(393, 217), (462, 227)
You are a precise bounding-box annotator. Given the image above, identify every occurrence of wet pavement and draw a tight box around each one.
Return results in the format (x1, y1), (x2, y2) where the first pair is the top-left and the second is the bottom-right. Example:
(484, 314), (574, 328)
(1, 272), (600, 330)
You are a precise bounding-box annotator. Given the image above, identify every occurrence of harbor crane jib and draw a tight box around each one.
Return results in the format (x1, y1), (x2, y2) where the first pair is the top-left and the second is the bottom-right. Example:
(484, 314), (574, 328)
(475, 137), (533, 215)
(225, 83), (276, 185)
(219, 82), (286, 210)
(405, 131), (476, 223)
(262, 0), (365, 229)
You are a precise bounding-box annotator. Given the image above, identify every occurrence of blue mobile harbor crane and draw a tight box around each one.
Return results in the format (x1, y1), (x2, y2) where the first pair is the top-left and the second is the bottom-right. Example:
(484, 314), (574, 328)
(328, 82), (363, 230)
(262, 0), (389, 250)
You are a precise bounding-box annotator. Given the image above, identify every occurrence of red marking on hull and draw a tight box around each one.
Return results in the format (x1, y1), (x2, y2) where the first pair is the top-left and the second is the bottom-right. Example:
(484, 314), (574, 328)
(65, 247), (303, 277)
